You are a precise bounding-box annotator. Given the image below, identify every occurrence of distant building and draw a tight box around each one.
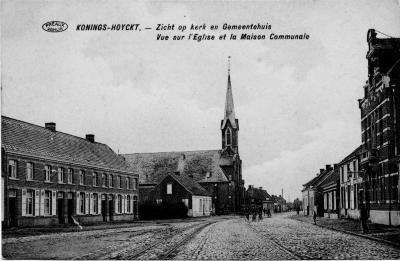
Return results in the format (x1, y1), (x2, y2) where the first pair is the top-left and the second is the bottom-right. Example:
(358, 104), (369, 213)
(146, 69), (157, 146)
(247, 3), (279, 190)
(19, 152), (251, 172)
(246, 185), (270, 208)
(358, 29), (400, 225)
(338, 146), (363, 220)
(123, 71), (245, 215)
(1, 116), (139, 227)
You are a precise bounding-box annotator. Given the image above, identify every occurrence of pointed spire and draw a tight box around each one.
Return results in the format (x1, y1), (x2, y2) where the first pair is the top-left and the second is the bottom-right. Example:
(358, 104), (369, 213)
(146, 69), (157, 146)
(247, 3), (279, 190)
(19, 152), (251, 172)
(222, 56), (237, 129)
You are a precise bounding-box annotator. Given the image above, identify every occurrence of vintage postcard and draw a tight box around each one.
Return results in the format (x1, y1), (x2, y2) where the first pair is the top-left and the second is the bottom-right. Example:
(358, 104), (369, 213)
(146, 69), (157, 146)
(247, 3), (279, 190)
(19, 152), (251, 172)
(1, 0), (400, 259)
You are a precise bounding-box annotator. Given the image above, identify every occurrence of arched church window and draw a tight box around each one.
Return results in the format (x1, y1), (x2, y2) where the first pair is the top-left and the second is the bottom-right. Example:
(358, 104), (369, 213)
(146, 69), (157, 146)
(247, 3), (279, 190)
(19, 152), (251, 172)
(226, 128), (232, 146)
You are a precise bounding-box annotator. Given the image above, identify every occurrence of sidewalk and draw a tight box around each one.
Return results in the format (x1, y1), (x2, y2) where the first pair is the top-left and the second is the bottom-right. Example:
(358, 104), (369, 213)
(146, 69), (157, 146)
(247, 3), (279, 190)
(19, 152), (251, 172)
(290, 214), (400, 248)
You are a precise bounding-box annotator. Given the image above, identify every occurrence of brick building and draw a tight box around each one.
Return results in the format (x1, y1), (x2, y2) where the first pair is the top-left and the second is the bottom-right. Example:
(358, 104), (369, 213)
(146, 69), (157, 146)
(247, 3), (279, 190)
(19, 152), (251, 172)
(123, 71), (245, 215)
(1, 116), (139, 227)
(358, 29), (400, 225)
(320, 167), (339, 219)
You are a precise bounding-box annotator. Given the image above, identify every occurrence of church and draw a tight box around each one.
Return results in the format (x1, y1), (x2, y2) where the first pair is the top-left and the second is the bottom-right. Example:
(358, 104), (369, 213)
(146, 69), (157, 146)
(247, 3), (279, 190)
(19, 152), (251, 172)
(123, 67), (245, 215)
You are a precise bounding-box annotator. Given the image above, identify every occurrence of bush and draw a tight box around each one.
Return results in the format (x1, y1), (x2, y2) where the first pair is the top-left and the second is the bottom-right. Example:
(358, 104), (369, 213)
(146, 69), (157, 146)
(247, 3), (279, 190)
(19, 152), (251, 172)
(139, 200), (188, 220)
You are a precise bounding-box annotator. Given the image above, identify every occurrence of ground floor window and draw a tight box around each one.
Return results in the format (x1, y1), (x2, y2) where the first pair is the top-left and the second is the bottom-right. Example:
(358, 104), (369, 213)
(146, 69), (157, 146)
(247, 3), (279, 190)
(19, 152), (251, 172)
(117, 195), (122, 213)
(93, 194), (98, 214)
(26, 190), (34, 216)
(127, 195), (131, 213)
(44, 191), (52, 215)
(80, 192), (85, 214)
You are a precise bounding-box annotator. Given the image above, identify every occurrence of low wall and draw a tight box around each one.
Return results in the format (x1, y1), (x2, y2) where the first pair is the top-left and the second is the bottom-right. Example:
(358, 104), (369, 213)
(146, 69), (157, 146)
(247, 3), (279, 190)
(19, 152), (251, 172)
(370, 210), (400, 226)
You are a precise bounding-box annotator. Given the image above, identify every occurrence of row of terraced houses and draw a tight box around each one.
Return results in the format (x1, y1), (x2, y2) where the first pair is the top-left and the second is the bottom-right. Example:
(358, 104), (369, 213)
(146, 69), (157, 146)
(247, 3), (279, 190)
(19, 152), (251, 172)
(302, 29), (400, 226)
(1, 69), (246, 227)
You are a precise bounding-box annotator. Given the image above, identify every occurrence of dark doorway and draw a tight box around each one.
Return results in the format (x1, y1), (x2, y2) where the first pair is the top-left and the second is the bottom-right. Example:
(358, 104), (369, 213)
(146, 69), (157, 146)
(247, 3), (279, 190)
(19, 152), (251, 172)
(108, 197), (113, 221)
(67, 199), (74, 224)
(57, 198), (64, 224)
(102, 200), (107, 222)
(133, 197), (138, 219)
(8, 197), (17, 227)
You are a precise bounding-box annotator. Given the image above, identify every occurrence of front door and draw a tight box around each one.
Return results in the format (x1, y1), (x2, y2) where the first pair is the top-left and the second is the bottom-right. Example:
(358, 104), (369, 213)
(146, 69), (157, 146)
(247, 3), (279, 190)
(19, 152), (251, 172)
(8, 197), (17, 227)
(102, 200), (107, 221)
(57, 198), (64, 224)
(108, 197), (113, 221)
(67, 199), (73, 224)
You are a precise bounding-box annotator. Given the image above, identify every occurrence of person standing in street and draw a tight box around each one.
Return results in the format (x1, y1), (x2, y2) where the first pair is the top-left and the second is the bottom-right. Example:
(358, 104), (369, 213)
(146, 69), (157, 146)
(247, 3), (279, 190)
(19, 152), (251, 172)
(313, 209), (317, 225)
(360, 204), (369, 234)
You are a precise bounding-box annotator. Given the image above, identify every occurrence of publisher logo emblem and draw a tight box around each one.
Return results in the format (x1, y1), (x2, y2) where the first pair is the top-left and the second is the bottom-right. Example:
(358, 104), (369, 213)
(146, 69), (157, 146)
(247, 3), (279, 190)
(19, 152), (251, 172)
(42, 21), (68, 33)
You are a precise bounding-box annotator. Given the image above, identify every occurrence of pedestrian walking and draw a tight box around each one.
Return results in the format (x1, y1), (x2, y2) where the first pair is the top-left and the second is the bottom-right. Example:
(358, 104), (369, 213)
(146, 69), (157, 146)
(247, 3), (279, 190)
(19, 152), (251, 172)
(245, 209), (250, 221)
(258, 208), (263, 221)
(313, 209), (317, 225)
(252, 211), (257, 222)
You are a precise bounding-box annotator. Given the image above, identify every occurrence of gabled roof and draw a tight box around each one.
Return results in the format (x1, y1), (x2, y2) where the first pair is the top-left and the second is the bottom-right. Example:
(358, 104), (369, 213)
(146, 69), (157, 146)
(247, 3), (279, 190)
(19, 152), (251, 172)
(303, 167), (334, 189)
(320, 168), (339, 188)
(162, 174), (211, 197)
(122, 150), (230, 185)
(338, 145), (362, 165)
(1, 116), (130, 172)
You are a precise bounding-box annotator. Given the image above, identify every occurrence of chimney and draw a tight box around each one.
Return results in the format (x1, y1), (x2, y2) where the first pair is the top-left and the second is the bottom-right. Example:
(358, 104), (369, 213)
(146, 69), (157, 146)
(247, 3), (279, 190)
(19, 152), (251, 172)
(320, 168), (324, 174)
(86, 134), (95, 143)
(45, 122), (56, 132)
(259, 187), (263, 190)
(333, 164), (338, 170)
(326, 164), (331, 171)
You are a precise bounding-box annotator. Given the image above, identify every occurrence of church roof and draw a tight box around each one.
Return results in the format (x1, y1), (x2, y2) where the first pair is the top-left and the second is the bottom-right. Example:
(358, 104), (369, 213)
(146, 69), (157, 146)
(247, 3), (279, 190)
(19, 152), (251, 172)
(1, 116), (131, 173)
(122, 150), (231, 185)
(221, 74), (237, 129)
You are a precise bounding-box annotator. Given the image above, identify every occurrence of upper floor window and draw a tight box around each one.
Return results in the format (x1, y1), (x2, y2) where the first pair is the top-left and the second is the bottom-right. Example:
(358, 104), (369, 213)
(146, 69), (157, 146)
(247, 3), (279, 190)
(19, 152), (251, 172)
(226, 128), (232, 146)
(44, 165), (51, 182)
(167, 183), (172, 195)
(109, 174), (113, 187)
(26, 162), (34, 180)
(8, 160), (17, 178)
(133, 178), (138, 190)
(67, 168), (73, 184)
(79, 170), (85, 185)
(117, 176), (121, 188)
(93, 172), (98, 186)
(102, 173), (107, 187)
(58, 167), (64, 183)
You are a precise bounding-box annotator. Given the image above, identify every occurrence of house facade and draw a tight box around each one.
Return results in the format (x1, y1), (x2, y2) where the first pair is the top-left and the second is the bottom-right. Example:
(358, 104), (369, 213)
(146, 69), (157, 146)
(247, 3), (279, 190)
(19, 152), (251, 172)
(321, 168), (339, 219)
(150, 174), (212, 217)
(338, 146), (363, 220)
(302, 165), (334, 217)
(1, 116), (139, 227)
(123, 71), (245, 215)
(358, 29), (400, 225)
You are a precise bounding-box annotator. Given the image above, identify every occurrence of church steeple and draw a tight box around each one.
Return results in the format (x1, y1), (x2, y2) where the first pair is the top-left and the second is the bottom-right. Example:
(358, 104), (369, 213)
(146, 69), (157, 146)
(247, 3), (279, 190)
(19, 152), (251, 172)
(221, 56), (239, 154)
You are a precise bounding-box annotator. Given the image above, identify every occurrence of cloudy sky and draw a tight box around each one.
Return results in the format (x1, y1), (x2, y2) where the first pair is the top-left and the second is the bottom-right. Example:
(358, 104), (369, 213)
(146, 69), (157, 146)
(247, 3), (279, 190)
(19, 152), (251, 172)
(2, 0), (400, 201)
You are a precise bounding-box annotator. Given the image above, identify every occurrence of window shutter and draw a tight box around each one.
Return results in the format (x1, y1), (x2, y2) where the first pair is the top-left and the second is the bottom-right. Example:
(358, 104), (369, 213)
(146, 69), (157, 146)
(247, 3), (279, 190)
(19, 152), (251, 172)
(21, 189), (27, 216)
(85, 193), (89, 214)
(34, 190), (40, 216)
(76, 192), (80, 214)
(98, 194), (102, 215)
(52, 191), (57, 216)
(40, 190), (45, 216)
(90, 193), (94, 214)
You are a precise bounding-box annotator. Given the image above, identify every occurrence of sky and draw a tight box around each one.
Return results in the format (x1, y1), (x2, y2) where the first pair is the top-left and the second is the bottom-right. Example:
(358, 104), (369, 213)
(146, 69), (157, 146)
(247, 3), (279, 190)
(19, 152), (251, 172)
(2, 0), (400, 201)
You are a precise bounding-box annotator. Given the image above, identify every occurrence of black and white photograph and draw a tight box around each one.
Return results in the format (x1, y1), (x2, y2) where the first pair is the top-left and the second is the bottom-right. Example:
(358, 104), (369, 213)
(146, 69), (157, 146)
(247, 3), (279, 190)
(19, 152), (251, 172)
(1, 0), (400, 259)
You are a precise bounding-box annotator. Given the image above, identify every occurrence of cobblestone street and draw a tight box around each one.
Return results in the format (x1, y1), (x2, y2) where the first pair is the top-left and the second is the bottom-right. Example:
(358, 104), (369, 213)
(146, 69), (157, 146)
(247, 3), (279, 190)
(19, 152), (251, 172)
(3, 214), (400, 259)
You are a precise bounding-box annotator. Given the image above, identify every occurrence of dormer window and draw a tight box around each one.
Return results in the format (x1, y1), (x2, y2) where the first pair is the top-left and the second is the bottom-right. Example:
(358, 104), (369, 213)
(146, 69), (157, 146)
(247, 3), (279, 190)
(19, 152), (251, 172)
(226, 128), (232, 146)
